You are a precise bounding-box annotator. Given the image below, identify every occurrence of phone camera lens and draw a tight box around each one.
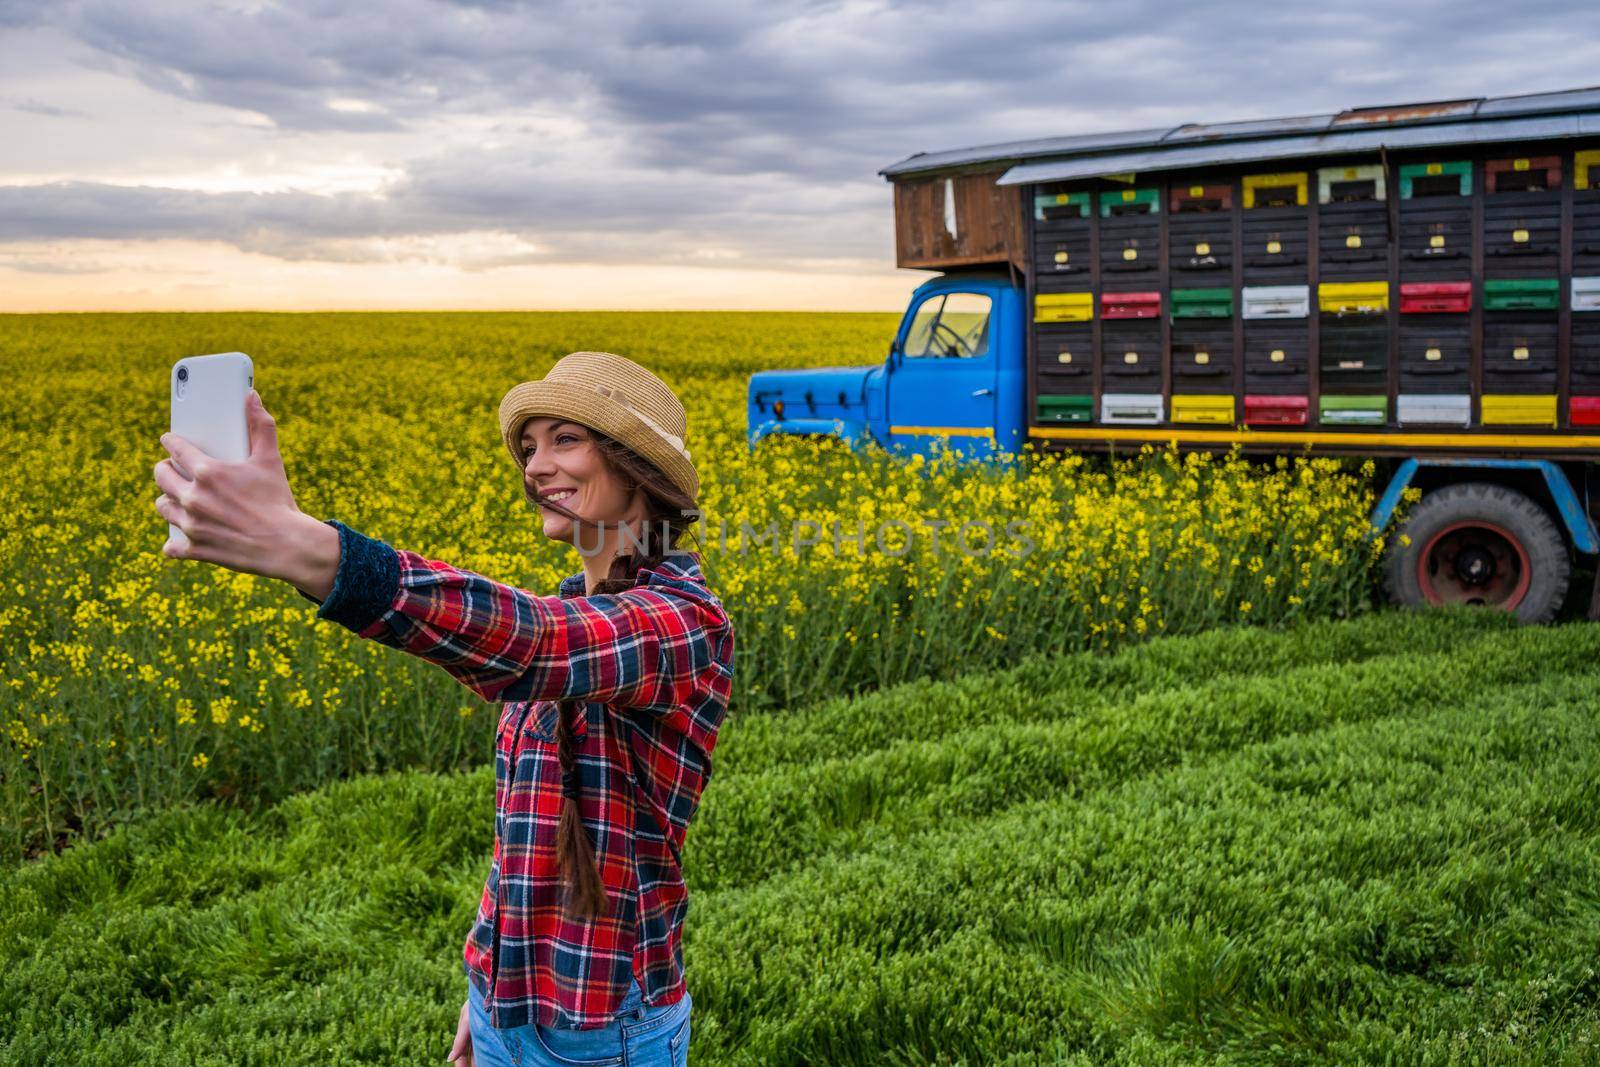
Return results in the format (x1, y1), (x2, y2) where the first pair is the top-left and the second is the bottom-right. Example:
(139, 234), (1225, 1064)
(177, 366), (189, 382)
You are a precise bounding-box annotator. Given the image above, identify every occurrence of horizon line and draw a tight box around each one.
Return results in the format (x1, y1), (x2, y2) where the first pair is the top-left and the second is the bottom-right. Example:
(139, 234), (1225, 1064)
(0, 305), (909, 315)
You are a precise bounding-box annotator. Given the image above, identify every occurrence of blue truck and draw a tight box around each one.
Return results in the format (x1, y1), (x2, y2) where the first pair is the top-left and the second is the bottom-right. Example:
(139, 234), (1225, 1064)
(748, 87), (1600, 623)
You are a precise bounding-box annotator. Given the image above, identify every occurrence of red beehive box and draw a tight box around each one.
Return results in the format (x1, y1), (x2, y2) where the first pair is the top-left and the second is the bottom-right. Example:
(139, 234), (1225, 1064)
(1570, 396), (1600, 427)
(1400, 281), (1472, 314)
(1244, 394), (1309, 426)
(1101, 291), (1161, 319)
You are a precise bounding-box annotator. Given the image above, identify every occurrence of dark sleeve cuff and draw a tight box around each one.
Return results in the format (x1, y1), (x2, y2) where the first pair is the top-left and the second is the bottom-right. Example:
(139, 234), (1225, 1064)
(297, 519), (401, 634)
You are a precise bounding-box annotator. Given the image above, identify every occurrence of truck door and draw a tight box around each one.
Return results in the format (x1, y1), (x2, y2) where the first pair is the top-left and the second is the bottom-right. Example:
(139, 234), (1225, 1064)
(885, 289), (999, 460)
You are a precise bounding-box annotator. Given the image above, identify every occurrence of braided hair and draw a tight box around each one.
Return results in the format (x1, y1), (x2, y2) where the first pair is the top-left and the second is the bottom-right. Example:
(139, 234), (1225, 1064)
(527, 425), (699, 920)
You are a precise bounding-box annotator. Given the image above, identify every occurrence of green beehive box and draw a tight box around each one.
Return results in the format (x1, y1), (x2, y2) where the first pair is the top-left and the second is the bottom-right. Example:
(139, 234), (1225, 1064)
(1319, 394), (1388, 425)
(1170, 288), (1233, 318)
(1099, 187), (1160, 216)
(1034, 191), (1092, 221)
(1398, 161), (1472, 198)
(1037, 394), (1093, 424)
(1483, 278), (1560, 311)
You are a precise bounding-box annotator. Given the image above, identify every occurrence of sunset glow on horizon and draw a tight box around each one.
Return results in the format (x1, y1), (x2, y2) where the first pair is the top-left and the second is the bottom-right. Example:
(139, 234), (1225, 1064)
(0, 237), (928, 313)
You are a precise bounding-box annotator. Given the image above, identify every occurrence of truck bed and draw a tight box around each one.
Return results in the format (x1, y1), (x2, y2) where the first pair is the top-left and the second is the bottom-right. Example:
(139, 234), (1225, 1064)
(1023, 141), (1600, 461)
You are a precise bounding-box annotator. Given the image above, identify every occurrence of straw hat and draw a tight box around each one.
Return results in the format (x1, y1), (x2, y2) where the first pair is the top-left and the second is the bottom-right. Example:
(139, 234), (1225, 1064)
(498, 351), (698, 500)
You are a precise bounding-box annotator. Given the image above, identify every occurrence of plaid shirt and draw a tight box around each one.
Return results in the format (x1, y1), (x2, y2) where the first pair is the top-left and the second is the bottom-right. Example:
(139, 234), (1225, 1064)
(299, 519), (734, 1030)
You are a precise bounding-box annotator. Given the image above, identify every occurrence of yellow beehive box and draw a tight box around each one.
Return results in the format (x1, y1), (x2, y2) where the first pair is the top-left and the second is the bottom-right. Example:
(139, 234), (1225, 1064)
(1575, 149), (1600, 190)
(1034, 292), (1094, 323)
(1480, 394), (1557, 427)
(1170, 394), (1236, 424)
(1242, 171), (1308, 208)
(1317, 281), (1390, 314)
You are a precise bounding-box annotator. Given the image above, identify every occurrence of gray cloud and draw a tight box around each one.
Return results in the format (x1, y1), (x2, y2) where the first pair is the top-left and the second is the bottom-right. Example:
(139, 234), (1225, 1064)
(0, 256), (111, 274)
(29, 1), (1600, 170)
(4, 0), (1599, 269)
(9, 95), (89, 117)
(0, 181), (399, 243)
(0, 159), (891, 267)
(0, 0), (51, 28)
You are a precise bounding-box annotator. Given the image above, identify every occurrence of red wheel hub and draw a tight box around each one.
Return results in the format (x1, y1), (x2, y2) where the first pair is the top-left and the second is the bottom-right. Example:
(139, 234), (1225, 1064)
(1417, 520), (1531, 610)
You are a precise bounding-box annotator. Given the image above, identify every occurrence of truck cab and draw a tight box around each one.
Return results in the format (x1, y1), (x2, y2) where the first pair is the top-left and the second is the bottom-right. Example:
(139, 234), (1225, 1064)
(746, 272), (1026, 461)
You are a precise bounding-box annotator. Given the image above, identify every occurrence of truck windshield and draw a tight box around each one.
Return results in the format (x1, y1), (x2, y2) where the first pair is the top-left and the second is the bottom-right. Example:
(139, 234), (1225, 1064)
(902, 291), (992, 359)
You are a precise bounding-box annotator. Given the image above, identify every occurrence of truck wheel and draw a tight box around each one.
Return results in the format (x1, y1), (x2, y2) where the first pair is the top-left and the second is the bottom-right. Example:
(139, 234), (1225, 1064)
(1385, 482), (1569, 623)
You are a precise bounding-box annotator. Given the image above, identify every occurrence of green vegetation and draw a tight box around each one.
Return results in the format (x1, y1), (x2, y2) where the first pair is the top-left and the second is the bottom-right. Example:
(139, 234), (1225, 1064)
(7, 607), (1600, 1064)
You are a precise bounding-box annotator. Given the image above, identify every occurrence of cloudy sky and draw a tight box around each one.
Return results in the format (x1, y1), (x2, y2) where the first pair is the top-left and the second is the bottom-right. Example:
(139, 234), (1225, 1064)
(3, 1), (1598, 311)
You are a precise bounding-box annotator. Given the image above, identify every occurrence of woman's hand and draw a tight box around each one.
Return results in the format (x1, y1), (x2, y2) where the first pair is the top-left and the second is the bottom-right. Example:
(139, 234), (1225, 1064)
(447, 998), (475, 1065)
(154, 389), (337, 593)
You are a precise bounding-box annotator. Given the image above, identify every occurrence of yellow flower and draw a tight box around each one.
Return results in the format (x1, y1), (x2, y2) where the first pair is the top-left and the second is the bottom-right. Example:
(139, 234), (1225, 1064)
(192, 752), (210, 769)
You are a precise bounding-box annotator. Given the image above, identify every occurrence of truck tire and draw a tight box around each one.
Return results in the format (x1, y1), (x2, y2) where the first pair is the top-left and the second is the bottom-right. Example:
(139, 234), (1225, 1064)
(1385, 481), (1570, 624)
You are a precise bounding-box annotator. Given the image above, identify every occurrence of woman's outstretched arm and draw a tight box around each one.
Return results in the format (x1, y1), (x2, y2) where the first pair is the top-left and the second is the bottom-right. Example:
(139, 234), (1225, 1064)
(297, 520), (733, 723)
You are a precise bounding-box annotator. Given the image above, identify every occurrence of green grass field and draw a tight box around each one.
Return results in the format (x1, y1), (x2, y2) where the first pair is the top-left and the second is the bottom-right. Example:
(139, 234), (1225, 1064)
(8, 607), (1600, 1065)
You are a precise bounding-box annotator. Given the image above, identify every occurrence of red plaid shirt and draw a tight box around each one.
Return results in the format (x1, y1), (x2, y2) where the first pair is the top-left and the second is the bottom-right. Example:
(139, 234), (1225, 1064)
(300, 519), (734, 1029)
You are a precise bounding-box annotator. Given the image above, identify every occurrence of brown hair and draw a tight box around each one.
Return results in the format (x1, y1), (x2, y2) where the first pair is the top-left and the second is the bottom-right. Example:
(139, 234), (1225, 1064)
(525, 422), (699, 920)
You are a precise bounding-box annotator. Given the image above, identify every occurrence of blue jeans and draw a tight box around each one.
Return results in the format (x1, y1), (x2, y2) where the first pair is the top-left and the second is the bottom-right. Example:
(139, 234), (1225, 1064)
(466, 977), (691, 1067)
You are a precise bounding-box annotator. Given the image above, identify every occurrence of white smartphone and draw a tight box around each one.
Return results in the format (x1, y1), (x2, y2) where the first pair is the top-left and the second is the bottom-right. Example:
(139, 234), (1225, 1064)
(168, 352), (254, 548)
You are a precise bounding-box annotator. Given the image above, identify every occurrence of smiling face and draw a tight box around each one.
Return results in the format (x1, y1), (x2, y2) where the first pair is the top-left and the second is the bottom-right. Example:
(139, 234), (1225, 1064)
(520, 416), (642, 546)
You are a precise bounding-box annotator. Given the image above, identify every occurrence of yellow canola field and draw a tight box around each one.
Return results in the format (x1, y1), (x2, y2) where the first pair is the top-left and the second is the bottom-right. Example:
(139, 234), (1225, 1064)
(0, 311), (1394, 861)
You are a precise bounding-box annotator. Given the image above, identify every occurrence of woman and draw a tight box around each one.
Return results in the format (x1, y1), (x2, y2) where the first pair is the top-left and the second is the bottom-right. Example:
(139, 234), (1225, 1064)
(153, 351), (733, 1067)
